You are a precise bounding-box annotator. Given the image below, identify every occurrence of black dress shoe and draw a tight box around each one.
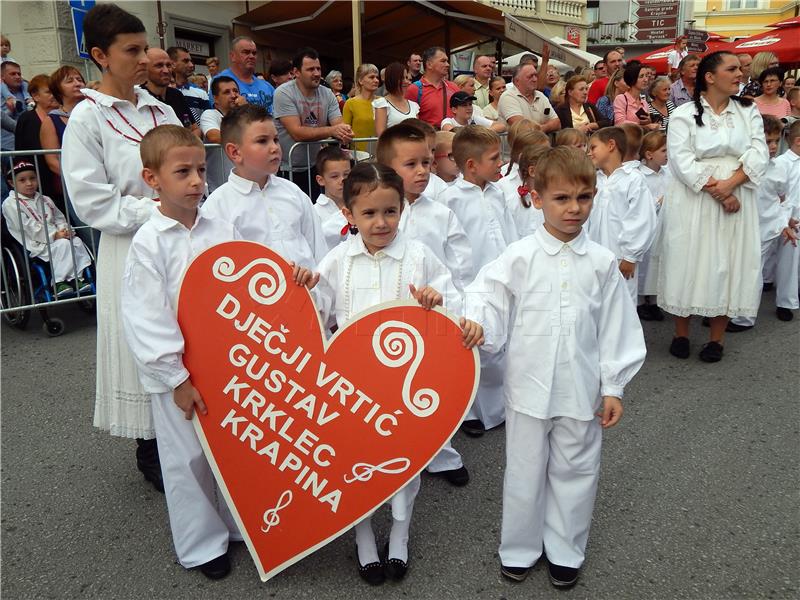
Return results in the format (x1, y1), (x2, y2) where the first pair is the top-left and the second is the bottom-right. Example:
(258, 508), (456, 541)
(701, 317), (710, 328)
(763, 282), (774, 292)
(637, 304), (665, 321)
(776, 307), (794, 321)
(460, 419), (485, 437)
(136, 438), (164, 493)
(357, 545), (385, 586)
(383, 543), (408, 581)
(669, 336), (690, 359)
(439, 465), (470, 486)
(199, 551), (231, 580)
(726, 322), (753, 333)
(699, 341), (724, 363)
(501, 564), (531, 582)
(547, 561), (579, 588)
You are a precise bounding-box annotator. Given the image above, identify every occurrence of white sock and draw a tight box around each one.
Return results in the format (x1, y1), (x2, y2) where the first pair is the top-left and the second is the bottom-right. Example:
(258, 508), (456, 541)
(355, 517), (379, 565)
(388, 515), (411, 562)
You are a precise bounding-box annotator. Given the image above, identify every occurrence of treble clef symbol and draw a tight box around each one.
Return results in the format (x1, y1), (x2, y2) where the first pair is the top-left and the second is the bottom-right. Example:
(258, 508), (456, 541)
(261, 490), (293, 533)
(343, 457), (412, 484)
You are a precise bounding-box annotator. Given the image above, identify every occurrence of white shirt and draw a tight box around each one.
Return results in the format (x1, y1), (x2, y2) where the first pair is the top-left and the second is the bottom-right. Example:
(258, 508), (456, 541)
(62, 87), (180, 234)
(121, 209), (238, 393)
(774, 149), (800, 220)
(756, 158), (790, 241)
(315, 231), (460, 329)
(464, 227), (646, 421)
(441, 111), (494, 129)
(315, 193), (348, 250)
(587, 164), (657, 264)
(372, 96), (420, 128)
(424, 172), (451, 204)
(667, 48), (688, 70)
(497, 88), (558, 125)
(637, 163), (671, 211)
(441, 176), (519, 279)
(2, 192), (67, 258)
(399, 194), (473, 291)
(497, 164), (544, 238)
(203, 170), (326, 268)
(199, 108), (222, 138)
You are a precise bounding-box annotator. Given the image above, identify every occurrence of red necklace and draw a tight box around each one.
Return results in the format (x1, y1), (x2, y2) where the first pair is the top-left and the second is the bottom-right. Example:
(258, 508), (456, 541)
(85, 96), (164, 143)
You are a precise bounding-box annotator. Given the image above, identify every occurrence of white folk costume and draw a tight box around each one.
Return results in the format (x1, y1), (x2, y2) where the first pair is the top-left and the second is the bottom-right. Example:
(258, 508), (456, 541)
(587, 162), (657, 303)
(122, 208), (241, 568)
(498, 163), (545, 239)
(315, 231), (461, 564)
(425, 172), (450, 204)
(2, 191), (92, 283)
(62, 87), (180, 438)
(204, 171), (326, 268)
(464, 226), (646, 569)
(773, 148), (800, 311)
(637, 163), (671, 297)
(658, 98), (768, 318)
(442, 177), (518, 430)
(398, 192), (473, 473)
(314, 193), (348, 250)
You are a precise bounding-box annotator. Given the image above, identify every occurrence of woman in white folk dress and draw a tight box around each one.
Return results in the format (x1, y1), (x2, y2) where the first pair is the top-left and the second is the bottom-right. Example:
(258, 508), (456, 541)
(61, 4), (181, 491)
(659, 51), (768, 363)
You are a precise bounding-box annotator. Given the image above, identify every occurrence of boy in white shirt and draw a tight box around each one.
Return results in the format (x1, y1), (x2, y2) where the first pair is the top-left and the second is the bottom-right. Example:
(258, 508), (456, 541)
(313, 145), (351, 250)
(376, 122), (473, 486)
(122, 125), (319, 579)
(432, 130), (459, 184)
(441, 125), (518, 436)
(203, 104), (326, 268)
(405, 118), (449, 203)
(587, 127), (657, 303)
(441, 91), (505, 132)
(3, 162), (92, 296)
(465, 146), (646, 589)
(730, 117), (799, 328)
(314, 161), (483, 584)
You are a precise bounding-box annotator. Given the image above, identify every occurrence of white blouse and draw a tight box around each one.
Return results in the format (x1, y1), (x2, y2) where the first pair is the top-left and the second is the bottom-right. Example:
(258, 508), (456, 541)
(62, 87), (181, 233)
(465, 227), (646, 421)
(121, 209), (238, 393)
(372, 96), (420, 128)
(315, 232), (460, 329)
(667, 97), (768, 193)
(204, 171), (326, 268)
(587, 164), (657, 264)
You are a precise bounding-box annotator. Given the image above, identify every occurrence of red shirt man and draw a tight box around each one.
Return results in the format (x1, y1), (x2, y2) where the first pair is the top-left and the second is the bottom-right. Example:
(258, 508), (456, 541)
(405, 46), (459, 129)
(588, 50), (623, 105)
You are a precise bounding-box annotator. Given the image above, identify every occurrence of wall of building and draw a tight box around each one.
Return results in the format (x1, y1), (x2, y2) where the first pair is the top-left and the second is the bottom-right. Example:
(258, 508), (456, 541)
(694, 0), (799, 38)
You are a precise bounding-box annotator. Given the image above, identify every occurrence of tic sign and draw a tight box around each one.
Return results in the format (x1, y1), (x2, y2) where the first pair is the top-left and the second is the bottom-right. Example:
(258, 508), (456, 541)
(177, 241), (479, 581)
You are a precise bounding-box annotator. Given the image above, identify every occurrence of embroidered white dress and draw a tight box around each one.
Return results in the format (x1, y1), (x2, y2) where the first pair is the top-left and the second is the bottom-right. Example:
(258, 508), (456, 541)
(61, 87), (180, 438)
(658, 98), (768, 318)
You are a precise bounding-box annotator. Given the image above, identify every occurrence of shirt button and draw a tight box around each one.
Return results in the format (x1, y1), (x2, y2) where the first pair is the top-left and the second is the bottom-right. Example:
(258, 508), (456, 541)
(561, 282), (568, 290)
(560, 259), (567, 267)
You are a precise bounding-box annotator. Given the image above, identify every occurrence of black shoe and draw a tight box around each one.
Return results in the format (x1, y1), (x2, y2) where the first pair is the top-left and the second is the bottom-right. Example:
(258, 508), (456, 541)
(501, 564), (531, 582)
(357, 545), (385, 586)
(637, 303), (665, 322)
(383, 543), (408, 581)
(136, 438), (164, 493)
(776, 307), (794, 321)
(669, 336), (690, 359)
(460, 419), (485, 437)
(699, 341), (724, 363)
(701, 317), (710, 328)
(726, 321), (753, 333)
(431, 465), (470, 487)
(547, 561), (579, 588)
(763, 282), (774, 292)
(198, 551), (231, 580)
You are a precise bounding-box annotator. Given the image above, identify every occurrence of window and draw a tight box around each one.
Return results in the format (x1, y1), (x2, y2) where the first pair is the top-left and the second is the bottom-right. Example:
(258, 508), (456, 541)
(727, 0), (759, 8)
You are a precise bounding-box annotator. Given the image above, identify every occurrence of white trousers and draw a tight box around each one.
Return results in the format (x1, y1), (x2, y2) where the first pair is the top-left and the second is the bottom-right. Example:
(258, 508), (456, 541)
(499, 410), (602, 569)
(427, 438), (464, 472)
(731, 236), (799, 326)
(466, 349), (506, 429)
(47, 237), (92, 284)
(152, 392), (242, 568)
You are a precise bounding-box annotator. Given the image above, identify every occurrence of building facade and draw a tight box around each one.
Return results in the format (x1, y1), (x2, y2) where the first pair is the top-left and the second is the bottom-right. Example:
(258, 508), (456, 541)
(484, 0), (589, 49)
(692, 0), (799, 39)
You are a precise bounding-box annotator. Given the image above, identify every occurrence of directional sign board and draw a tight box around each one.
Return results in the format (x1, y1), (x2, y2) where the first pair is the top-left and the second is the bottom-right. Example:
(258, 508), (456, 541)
(635, 0), (679, 43)
(69, 0), (96, 60)
(686, 28), (710, 53)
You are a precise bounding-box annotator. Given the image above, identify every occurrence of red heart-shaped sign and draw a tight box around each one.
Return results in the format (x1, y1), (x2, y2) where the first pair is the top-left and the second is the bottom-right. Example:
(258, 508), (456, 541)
(178, 241), (478, 581)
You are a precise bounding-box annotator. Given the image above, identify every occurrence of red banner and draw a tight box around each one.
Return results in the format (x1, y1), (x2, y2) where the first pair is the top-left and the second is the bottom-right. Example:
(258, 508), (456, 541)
(178, 241), (479, 581)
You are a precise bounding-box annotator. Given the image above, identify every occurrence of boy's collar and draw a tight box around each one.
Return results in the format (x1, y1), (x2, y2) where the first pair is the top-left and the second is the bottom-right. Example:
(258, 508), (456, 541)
(151, 206), (203, 231)
(228, 169), (272, 193)
(536, 226), (588, 256)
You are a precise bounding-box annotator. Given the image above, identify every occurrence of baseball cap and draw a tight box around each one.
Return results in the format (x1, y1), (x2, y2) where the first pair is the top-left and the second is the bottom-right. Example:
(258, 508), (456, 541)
(450, 91), (476, 108)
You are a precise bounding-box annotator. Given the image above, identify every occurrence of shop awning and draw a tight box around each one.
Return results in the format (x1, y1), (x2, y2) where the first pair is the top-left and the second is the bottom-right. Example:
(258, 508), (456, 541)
(713, 17), (800, 64)
(633, 34), (730, 74)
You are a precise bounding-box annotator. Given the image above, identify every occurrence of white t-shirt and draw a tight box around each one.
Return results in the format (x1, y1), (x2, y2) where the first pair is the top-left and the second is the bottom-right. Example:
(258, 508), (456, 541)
(667, 49), (688, 70)
(441, 107), (494, 129)
(372, 96), (420, 128)
(199, 108), (222, 138)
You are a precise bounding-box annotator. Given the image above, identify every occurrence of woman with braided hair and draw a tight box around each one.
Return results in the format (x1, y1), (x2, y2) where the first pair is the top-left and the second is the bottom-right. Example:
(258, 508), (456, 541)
(658, 51), (768, 363)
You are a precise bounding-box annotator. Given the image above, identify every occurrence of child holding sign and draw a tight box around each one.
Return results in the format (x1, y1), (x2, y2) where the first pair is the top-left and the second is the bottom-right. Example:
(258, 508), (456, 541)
(465, 147), (646, 589)
(121, 125), (316, 579)
(314, 162), (483, 585)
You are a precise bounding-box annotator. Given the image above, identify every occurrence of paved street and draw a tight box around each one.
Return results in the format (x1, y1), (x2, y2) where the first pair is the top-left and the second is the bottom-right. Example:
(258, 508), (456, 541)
(2, 298), (798, 600)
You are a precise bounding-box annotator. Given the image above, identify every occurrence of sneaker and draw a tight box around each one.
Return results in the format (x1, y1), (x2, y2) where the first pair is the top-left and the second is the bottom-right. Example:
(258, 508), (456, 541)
(76, 276), (92, 292)
(55, 281), (73, 297)
(669, 336), (690, 359)
(776, 307), (794, 322)
(501, 564), (531, 582)
(699, 341), (724, 363)
(460, 419), (485, 438)
(547, 561), (579, 588)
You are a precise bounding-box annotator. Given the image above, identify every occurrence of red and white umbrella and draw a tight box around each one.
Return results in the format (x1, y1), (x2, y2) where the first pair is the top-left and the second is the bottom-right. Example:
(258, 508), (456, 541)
(714, 17), (800, 64)
(633, 34), (730, 74)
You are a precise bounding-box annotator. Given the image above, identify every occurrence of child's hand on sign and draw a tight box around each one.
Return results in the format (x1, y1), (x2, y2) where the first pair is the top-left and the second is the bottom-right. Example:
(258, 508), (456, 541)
(174, 378), (207, 420)
(459, 317), (484, 349)
(290, 263), (320, 290)
(409, 284), (443, 310)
